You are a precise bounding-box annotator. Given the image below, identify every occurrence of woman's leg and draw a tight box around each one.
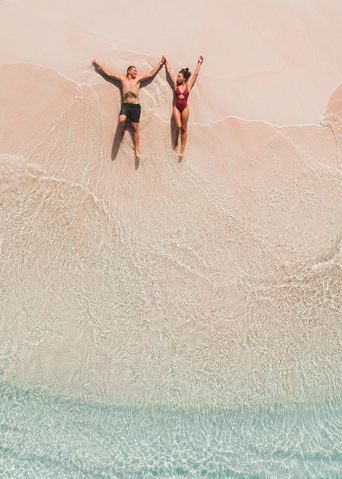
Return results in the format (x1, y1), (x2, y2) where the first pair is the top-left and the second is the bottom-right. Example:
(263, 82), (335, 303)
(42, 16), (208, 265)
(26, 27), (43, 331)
(173, 106), (182, 151)
(180, 107), (189, 155)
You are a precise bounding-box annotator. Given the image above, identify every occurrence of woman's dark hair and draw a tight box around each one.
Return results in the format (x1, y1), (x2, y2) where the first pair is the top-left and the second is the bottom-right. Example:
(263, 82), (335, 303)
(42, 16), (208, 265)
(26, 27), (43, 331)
(179, 67), (191, 81)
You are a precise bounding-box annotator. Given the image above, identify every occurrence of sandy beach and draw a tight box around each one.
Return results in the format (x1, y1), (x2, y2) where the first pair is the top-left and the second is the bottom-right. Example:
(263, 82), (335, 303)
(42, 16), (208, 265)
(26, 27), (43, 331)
(1, 0), (342, 409)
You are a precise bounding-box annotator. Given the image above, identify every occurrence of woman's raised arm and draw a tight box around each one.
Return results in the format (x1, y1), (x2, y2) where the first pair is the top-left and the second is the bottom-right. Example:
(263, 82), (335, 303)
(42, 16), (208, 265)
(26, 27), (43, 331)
(164, 57), (177, 88)
(188, 56), (204, 90)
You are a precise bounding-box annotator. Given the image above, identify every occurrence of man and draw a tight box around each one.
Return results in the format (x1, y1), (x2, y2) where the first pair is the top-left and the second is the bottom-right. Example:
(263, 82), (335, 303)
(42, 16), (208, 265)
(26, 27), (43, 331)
(92, 57), (165, 158)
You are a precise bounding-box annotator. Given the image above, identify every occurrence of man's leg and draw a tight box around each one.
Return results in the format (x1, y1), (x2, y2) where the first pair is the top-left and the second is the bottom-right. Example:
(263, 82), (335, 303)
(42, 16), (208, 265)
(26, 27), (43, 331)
(180, 107), (189, 155)
(118, 115), (127, 141)
(131, 122), (140, 158)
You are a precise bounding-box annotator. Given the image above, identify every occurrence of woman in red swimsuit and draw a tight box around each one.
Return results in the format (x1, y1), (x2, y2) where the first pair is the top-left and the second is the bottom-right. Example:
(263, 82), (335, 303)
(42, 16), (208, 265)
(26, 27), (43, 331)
(165, 56), (204, 157)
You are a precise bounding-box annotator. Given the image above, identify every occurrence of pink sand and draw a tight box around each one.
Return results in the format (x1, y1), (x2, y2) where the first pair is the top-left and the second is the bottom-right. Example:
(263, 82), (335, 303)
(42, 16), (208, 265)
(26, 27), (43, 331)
(0, 1), (342, 407)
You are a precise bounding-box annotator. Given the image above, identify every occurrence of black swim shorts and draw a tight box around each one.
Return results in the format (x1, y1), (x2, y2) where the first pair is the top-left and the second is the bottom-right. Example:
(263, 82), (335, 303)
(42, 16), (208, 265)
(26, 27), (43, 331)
(119, 103), (141, 123)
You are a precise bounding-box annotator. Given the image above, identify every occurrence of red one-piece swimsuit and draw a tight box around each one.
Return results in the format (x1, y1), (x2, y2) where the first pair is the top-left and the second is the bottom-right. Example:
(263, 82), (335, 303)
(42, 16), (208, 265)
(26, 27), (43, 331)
(174, 83), (189, 113)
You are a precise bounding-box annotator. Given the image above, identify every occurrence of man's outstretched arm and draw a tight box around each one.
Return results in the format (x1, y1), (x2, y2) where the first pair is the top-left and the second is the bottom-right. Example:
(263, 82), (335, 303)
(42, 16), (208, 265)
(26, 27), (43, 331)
(137, 57), (165, 82)
(92, 59), (123, 81)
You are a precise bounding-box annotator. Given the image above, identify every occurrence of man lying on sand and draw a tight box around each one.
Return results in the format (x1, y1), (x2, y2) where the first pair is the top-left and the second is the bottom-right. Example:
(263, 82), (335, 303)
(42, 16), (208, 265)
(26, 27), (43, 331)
(92, 57), (165, 158)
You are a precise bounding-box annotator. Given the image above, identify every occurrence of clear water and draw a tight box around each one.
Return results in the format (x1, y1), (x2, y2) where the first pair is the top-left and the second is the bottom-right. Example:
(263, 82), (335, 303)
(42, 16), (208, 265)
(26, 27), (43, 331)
(1, 374), (341, 479)
(1, 151), (342, 477)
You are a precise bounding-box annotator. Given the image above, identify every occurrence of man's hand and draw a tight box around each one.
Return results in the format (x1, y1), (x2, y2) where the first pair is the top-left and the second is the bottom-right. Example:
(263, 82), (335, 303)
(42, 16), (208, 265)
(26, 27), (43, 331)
(160, 56), (166, 65)
(92, 59), (98, 67)
(198, 56), (204, 64)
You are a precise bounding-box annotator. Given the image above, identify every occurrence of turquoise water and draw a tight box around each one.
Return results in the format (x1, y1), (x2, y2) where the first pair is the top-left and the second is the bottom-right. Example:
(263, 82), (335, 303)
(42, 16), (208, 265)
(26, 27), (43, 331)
(0, 374), (341, 478)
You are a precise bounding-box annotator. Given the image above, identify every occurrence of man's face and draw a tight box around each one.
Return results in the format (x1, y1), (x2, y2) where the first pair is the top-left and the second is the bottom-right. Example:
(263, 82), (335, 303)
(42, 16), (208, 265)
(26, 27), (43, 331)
(128, 67), (138, 79)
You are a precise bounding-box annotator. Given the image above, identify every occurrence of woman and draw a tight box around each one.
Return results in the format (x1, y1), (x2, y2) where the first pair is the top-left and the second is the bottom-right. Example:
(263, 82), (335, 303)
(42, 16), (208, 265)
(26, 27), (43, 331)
(164, 56), (204, 157)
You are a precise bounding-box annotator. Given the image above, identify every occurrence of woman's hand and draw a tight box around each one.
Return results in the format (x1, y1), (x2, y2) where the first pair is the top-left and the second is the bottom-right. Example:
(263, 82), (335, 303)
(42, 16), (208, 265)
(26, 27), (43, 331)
(198, 55), (204, 64)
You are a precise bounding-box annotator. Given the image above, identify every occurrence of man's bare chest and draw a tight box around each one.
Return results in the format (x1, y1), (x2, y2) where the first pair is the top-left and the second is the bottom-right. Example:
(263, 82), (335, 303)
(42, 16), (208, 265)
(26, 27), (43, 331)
(122, 79), (139, 91)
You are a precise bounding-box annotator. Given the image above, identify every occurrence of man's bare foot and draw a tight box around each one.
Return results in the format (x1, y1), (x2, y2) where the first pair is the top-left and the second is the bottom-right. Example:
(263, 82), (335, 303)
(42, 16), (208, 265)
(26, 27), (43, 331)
(135, 149), (141, 159)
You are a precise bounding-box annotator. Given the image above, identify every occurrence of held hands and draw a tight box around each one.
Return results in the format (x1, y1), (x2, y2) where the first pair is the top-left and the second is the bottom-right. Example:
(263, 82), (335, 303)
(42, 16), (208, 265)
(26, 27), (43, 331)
(92, 59), (100, 70)
(160, 55), (203, 65)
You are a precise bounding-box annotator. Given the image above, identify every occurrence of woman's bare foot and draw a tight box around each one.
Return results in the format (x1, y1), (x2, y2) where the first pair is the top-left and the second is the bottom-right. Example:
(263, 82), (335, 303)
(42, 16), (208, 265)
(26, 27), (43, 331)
(172, 137), (179, 151)
(179, 144), (186, 157)
(176, 146), (185, 161)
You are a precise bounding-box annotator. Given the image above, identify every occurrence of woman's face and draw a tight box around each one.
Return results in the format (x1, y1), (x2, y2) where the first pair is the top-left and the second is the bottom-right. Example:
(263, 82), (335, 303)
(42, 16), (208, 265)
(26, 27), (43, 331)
(177, 72), (185, 84)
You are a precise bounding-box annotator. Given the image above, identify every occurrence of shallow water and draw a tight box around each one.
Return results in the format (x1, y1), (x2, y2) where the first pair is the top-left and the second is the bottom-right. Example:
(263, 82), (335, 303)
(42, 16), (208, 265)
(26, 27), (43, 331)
(1, 375), (341, 479)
